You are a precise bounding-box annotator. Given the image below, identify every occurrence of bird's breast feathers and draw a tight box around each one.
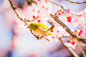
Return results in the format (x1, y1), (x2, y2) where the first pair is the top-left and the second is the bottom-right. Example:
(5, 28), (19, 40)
(33, 27), (48, 36)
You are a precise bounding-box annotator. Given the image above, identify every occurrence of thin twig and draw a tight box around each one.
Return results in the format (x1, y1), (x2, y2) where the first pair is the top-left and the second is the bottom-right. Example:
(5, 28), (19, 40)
(8, 0), (39, 25)
(24, 16), (39, 23)
(8, 0), (28, 26)
(80, 44), (86, 46)
(58, 36), (73, 39)
(77, 42), (86, 57)
(58, 36), (84, 39)
(30, 30), (49, 41)
(66, 0), (86, 4)
(47, 20), (54, 26)
(30, 29), (40, 40)
(47, 0), (79, 16)
(59, 37), (79, 57)
(15, 0), (26, 9)
(30, 0), (38, 6)
(44, 37), (49, 41)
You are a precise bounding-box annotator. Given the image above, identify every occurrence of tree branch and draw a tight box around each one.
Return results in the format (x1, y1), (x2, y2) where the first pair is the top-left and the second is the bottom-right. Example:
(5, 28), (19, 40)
(47, 20), (54, 26)
(8, 0), (28, 26)
(66, 0), (86, 4)
(50, 14), (76, 37)
(30, 0), (38, 6)
(24, 16), (39, 23)
(59, 37), (79, 57)
(50, 13), (86, 44)
(77, 42), (86, 57)
(47, 0), (79, 16)
(48, 19), (79, 57)
(15, 0), (26, 9)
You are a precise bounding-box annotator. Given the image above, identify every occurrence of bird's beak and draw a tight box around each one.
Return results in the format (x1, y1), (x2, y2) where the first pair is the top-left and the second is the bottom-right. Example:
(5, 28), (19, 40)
(27, 26), (30, 28)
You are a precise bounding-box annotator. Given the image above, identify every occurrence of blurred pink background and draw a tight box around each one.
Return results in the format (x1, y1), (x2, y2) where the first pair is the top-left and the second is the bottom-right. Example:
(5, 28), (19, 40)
(0, 0), (86, 57)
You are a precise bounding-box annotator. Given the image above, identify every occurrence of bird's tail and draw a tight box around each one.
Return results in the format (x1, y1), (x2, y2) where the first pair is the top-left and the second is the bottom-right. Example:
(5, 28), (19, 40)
(50, 25), (56, 32)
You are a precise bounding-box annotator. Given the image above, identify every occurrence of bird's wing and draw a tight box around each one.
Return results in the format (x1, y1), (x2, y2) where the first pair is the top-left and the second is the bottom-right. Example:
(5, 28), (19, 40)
(37, 23), (49, 29)
(30, 22), (49, 29)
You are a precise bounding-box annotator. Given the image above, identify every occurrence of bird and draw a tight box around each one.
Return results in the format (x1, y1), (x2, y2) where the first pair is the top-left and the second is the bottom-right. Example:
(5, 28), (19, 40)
(28, 22), (55, 36)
